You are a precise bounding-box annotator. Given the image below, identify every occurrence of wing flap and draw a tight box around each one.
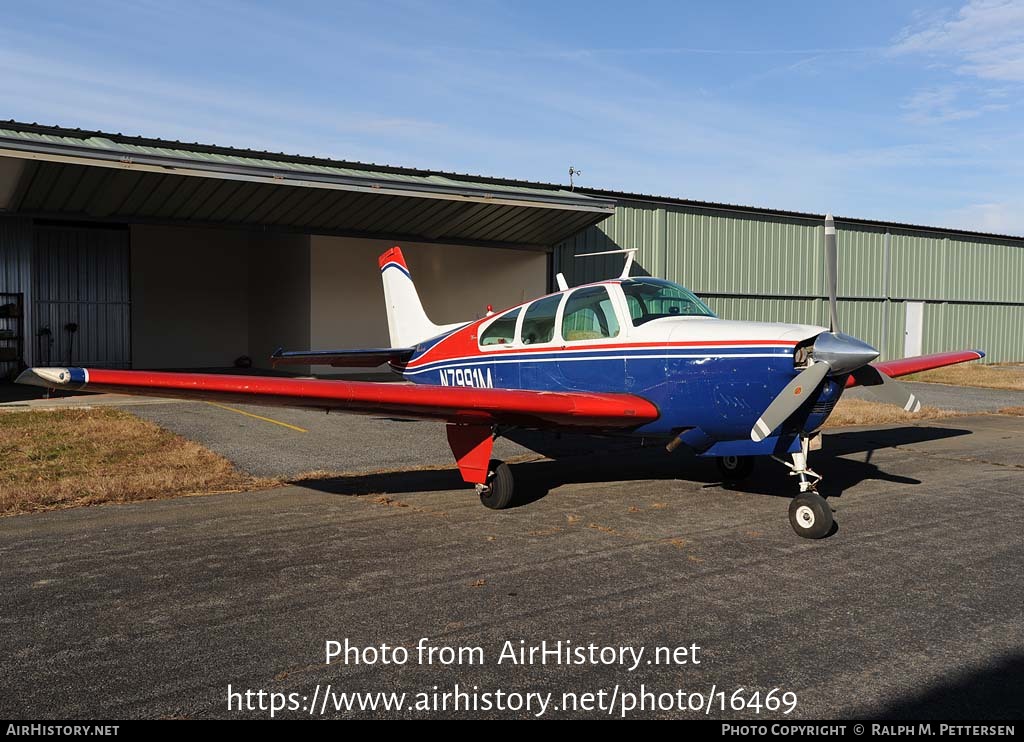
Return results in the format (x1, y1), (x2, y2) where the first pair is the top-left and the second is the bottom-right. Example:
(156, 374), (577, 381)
(271, 347), (414, 368)
(16, 367), (659, 429)
(845, 349), (985, 387)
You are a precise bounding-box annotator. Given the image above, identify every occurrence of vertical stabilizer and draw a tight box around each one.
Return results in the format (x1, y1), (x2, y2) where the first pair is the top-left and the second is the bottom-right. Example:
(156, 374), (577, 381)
(378, 247), (463, 347)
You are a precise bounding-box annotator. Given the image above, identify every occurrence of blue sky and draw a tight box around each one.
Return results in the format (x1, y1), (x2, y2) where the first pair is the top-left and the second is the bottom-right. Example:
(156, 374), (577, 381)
(1, 1), (1023, 233)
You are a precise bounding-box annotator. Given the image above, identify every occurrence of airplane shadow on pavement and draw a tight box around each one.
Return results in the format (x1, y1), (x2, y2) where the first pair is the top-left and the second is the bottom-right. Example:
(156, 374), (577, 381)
(293, 425), (973, 507)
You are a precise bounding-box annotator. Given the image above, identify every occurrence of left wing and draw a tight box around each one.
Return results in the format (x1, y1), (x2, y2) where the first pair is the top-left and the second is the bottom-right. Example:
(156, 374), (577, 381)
(16, 367), (659, 430)
(845, 349), (984, 388)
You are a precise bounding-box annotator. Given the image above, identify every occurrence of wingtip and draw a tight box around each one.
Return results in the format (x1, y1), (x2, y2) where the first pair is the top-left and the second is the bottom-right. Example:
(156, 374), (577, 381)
(15, 367), (78, 388)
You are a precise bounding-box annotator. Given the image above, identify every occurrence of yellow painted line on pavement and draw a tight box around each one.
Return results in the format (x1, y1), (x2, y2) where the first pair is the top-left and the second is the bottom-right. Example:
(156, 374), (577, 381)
(205, 402), (308, 433)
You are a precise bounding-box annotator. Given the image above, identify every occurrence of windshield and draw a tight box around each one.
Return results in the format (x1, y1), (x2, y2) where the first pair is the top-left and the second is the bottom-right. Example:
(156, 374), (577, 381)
(621, 278), (716, 326)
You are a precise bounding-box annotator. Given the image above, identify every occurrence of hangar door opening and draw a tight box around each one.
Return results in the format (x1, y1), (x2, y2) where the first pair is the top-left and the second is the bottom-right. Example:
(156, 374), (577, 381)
(33, 223), (131, 368)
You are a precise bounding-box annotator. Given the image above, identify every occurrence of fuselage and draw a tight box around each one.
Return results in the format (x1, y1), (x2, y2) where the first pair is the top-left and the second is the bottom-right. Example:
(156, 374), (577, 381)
(396, 277), (841, 450)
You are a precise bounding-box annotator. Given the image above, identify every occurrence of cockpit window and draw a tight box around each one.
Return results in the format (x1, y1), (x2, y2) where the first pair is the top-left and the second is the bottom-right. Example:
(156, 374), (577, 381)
(479, 307), (521, 346)
(562, 286), (620, 341)
(519, 294), (561, 345)
(621, 278), (715, 326)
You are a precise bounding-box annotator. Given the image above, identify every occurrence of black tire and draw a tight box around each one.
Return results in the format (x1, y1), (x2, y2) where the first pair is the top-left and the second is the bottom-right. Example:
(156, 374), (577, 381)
(716, 455), (756, 482)
(479, 459), (514, 510)
(788, 493), (834, 539)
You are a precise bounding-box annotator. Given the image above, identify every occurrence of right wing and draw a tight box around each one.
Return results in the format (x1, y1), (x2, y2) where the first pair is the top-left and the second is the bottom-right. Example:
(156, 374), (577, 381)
(16, 367), (659, 430)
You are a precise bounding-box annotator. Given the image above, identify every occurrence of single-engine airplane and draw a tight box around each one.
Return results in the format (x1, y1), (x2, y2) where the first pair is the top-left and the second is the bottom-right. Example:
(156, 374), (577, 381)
(18, 215), (983, 538)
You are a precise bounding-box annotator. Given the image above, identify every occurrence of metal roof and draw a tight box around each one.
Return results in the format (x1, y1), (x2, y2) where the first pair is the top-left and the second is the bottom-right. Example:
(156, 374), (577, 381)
(0, 121), (615, 249)
(574, 189), (1024, 244)
(0, 119), (1019, 245)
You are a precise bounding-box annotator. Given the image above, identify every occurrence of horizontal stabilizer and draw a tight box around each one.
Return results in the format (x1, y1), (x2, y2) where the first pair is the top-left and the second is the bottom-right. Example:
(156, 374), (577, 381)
(271, 347), (414, 368)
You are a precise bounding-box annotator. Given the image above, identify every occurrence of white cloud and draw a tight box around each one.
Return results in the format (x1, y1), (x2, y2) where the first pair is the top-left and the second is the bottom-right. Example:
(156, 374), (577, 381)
(900, 84), (1009, 123)
(893, 0), (1024, 81)
(945, 200), (1024, 235)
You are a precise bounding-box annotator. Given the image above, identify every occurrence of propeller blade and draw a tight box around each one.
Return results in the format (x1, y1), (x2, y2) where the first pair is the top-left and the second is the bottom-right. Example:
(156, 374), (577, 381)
(850, 365), (922, 412)
(751, 361), (830, 442)
(825, 213), (840, 334)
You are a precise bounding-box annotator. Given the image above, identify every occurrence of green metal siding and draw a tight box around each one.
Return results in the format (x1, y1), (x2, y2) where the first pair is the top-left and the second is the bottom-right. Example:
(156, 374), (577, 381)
(889, 230), (949, 300)
(556, 201), (1024, 363)
(945, 239), (1023, 304)
(835, 225), (886, 299)
(668, 209), (822, 296)
(924, 303), (1024, 361)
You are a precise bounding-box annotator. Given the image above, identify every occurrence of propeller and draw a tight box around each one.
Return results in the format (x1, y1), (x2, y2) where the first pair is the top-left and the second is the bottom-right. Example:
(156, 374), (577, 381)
(752, 361), (830, 442)
(750, 213), (923, 442)
(850, 365), (921, 412)
(825, 214), (840, 333)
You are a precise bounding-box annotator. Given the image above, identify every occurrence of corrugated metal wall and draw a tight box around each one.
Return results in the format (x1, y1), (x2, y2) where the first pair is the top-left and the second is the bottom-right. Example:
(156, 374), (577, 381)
(32, 224), (131, 368)
(0, 215), (33, 369)
(555, 200), (1024, 362)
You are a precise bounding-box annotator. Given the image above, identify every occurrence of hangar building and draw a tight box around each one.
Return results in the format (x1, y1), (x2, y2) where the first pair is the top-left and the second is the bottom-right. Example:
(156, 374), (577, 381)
(1, 121), (1022, 380)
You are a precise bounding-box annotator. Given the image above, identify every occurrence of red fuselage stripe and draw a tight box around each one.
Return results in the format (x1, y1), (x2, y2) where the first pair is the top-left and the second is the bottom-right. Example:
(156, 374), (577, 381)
(408, 339), (799, 367)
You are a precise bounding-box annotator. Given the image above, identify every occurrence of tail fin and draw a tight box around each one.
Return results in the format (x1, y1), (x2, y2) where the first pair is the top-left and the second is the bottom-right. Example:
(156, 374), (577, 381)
(378, 247), (463, 347)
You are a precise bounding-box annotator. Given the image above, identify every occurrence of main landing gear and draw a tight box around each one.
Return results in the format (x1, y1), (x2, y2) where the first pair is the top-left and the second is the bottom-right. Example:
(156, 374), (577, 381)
(715, 455), (756, 483)
(774, 436), (834, 539)
(476, 459), (515, 510)
(447, 424), (517, 510)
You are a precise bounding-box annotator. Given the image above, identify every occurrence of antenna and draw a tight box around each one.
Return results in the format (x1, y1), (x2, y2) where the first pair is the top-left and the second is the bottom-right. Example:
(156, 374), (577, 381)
(568, 165), (581, 191)
(574, 248), (638, 280)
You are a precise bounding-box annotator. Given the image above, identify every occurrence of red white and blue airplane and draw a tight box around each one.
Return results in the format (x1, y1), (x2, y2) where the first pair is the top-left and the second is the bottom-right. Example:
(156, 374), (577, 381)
(18, 215), (983, 538)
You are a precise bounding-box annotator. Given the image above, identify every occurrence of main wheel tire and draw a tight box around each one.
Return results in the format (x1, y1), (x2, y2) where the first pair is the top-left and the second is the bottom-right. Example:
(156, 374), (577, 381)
(716, 455), (756, 482)
(788, 492), (834, 539)
(479, 459), (514, 510)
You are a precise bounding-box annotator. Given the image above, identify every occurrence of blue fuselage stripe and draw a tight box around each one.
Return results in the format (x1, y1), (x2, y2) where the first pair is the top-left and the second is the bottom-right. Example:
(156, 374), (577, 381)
(381, 262), (411, 280)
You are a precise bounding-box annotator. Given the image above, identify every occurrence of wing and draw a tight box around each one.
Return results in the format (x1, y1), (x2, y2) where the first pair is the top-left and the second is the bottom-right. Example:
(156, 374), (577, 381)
(845, 349), (985, 388)
(16, 367), (659, 429)
(271, 347), (414, 368)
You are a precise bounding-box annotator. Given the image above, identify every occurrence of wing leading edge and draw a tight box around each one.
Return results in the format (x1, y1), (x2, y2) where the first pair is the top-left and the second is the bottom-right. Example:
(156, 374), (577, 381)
(16, 367), (660, 430)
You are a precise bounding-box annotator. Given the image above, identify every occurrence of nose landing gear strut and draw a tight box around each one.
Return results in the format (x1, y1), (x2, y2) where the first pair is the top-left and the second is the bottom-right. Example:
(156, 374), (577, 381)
(774, 436), (834, 539)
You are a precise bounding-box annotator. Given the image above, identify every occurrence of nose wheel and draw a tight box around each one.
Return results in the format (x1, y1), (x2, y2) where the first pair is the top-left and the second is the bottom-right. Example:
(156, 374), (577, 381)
(774, 436), (835, 538)
(788, 492), (833, 539)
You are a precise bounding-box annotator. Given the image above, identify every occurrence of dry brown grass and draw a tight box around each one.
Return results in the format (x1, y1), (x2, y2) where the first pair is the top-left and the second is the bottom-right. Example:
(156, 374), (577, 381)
(997, 407), (1024, 416)
(905, 363), (1024, 391)
(0, 407), (275, 516)
(823, 397), (960, 428)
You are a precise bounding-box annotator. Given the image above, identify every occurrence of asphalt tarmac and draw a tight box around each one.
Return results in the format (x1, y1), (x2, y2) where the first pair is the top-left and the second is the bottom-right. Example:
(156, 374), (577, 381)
(1, 413), (1021, 719)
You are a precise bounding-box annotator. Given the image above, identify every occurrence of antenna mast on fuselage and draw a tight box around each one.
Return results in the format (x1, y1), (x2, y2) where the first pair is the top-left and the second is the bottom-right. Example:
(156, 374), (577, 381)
(573, 248), (638, 280)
